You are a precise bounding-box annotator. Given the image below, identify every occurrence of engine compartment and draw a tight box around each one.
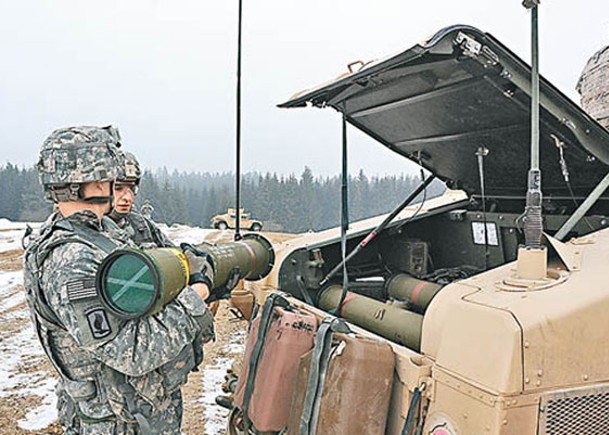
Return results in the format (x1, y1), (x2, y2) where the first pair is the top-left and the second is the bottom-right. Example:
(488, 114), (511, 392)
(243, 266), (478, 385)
(278, 194), (609, 350)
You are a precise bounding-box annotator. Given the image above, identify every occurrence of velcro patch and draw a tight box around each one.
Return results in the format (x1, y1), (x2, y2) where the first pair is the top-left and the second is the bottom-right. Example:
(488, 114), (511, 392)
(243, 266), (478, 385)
(66, 279), (97, 301)
(85, 307), (112, 339)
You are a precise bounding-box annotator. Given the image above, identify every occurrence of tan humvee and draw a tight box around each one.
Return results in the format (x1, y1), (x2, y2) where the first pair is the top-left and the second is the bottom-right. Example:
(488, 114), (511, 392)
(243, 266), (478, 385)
(211, 208), (263, 231)
(228, 25), (609, 435)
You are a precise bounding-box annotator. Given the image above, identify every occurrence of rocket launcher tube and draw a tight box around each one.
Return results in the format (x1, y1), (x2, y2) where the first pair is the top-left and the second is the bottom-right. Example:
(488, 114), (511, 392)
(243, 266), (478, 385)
(96, 233), (275, 319)
(318, 285), (423, 351)
(198, 233), (275, 285)
(96, 247), (190, 319)
(385, 274), (444, 313)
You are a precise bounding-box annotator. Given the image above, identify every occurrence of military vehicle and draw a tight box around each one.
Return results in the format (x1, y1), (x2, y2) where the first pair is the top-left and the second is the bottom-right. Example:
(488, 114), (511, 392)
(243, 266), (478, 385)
(225, 21), (609, 435)
(212, 208), (263, 231)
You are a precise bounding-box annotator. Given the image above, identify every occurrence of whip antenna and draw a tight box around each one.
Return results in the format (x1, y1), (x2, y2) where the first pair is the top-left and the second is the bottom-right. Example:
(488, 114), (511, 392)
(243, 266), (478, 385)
(517, 0), (547, 280)
(234, 0), (243, 241)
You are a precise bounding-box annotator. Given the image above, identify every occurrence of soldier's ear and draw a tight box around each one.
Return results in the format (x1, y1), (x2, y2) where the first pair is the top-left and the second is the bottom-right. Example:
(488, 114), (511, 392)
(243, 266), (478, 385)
(81, 181), (111, 196)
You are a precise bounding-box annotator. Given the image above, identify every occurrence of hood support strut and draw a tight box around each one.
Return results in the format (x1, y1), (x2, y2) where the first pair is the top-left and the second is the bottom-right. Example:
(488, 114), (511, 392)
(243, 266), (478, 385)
(555, 171), (609, 241)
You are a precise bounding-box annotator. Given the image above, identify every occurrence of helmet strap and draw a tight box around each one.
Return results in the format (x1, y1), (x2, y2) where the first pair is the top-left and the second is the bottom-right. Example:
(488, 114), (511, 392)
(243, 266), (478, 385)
(109, 209), (128, 219)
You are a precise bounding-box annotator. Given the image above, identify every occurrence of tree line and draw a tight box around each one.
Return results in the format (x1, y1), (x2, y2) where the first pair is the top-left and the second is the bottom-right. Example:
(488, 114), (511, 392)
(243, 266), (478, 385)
(0, 163), (445, 233)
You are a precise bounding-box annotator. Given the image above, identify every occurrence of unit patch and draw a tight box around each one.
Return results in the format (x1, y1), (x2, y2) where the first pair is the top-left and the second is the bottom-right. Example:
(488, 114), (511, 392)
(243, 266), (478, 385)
(85, 307), (112, 339)
(66, 279), (97, 301)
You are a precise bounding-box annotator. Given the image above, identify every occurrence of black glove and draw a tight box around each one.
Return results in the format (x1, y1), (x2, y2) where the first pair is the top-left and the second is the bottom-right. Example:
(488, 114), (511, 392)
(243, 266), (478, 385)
(206, 267), (242, 303)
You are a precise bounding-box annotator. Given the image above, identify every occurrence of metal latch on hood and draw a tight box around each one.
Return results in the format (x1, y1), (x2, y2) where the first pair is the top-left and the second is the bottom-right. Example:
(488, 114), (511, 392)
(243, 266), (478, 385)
(455, 32), (499, 67)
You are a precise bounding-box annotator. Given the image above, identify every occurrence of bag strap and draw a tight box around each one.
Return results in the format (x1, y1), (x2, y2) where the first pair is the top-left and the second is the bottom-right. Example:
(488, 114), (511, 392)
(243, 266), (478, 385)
(299, 317), (351, 435)
(28, 224), (118, 329)
(401, 385), (423, 435)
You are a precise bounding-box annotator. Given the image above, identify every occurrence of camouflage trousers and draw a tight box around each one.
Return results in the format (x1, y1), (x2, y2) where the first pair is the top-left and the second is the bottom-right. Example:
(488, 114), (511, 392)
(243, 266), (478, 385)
(57, 385), (184, 435)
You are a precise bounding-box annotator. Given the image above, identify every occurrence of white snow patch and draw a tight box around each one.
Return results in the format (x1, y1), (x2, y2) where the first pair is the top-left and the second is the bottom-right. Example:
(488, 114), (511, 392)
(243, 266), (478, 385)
(0, 229), (25, 251)
(17, 378), (58, 431)
(201, 357), (232, 435)
(0, 219), (42, 231)
(0, 324), (49, 397)
(162, 224), (217, 245)
(0, 319), (58, 431)
(224, 330), (246, 354)
(0, 220), (42, 251)
(0, 271), (25, 313)
(200, 329), (246, 435)
(0, 218), (17, 229)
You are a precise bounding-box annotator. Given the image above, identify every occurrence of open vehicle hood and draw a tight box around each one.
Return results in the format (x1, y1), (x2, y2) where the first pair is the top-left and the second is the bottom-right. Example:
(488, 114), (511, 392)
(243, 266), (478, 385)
(279, 25), (609, 197)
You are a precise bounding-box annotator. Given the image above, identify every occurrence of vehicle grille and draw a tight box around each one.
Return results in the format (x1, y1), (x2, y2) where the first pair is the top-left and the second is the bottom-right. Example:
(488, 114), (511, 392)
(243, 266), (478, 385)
(538, 385), (609, 434)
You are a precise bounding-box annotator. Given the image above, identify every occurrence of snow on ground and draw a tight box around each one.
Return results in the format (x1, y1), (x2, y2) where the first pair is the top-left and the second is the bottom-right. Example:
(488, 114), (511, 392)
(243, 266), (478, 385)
(0, 323), (48, 396)
(0, 271), (25, 313)
(200, 330), (246, 435)
(0, 317), (57, 432)
(160, 223), (228, 245)
(0, 245), (57, 432)
(0, 219), (41, 251)
(17, 379), (58, 431)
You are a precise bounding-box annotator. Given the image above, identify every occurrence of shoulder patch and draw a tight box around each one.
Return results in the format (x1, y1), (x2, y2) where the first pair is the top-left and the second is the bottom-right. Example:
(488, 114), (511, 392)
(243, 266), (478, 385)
(66, 279), (97, 301)
(85, 307), (112, 339)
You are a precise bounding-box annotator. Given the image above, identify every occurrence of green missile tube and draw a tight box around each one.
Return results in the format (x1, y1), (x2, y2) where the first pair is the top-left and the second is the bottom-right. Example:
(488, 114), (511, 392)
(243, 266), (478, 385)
(196, 233), (275, 287)
(385, 274), (443, 313)
(318, 285), (423, 351)
(96, 233), (275, 319)
(96, 247), (190, 319)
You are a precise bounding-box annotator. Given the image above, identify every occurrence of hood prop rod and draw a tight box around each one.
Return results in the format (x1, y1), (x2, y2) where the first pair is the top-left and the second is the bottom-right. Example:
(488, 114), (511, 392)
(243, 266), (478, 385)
(329, 111), (351, 315)
(320, 172), (436, 289)
(555, 171), (609, 241)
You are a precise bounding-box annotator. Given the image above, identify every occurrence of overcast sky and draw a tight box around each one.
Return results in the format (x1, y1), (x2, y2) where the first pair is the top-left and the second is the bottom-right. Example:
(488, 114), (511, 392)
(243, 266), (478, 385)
(0, 0), (607, 176)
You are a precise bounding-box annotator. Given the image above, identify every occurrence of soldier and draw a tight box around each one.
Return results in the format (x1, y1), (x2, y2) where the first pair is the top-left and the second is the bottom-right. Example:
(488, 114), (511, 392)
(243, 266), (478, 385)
(140, 199), (154, 219)
(111, 151), (172, 248)
(23, 126), (215, 434)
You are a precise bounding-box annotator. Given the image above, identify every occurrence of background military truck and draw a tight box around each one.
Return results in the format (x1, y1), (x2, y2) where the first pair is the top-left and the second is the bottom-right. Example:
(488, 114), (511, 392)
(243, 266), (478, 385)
(211, 208), (263, 231)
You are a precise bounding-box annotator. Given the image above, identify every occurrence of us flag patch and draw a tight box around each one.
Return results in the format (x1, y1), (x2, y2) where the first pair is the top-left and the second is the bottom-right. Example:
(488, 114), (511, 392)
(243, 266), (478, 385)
(66, 279), (97, 301)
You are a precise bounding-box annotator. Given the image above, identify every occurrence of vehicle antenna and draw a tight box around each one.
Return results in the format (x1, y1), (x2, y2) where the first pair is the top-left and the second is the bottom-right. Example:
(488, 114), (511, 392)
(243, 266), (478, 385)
(234, 0), (243, 241)
(518, 0), (547, 279)
(524, 0), (542, 247)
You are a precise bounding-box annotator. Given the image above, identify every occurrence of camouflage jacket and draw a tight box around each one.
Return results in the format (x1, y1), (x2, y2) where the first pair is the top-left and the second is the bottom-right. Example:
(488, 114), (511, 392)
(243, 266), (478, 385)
(112, 211), (174, 249)
(23, 210), (213, 432)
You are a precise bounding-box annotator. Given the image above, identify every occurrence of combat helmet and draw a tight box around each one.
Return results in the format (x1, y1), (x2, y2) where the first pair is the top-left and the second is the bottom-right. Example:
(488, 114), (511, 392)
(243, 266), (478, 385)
(116, 150), (141, 185)
(38, 125), (122, 203)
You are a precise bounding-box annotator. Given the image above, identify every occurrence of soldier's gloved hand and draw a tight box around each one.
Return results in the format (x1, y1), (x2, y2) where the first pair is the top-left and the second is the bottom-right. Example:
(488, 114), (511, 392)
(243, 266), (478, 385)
(206, 268), (241, 304)
(181, 243), (215, 291)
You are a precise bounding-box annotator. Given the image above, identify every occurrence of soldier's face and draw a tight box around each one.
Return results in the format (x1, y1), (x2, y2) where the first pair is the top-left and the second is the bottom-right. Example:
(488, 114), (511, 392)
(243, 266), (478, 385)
(114, 182), (137, 214)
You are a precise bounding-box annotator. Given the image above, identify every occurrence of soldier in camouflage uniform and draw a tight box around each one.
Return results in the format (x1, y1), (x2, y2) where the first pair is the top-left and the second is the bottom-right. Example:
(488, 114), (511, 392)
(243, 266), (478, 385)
(23, 126), (215, 434)
(140, 200), (154, 220)
(110, 151), (173, 248)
